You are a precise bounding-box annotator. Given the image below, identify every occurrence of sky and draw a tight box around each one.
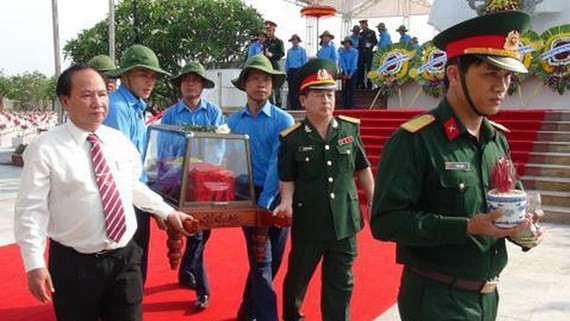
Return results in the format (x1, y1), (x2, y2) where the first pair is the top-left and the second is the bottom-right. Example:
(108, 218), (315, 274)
(0, 0), (437, 77)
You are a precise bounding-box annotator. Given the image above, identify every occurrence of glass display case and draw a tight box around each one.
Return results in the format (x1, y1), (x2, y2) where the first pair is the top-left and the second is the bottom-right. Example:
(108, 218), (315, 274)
(145, 124), (289, 232)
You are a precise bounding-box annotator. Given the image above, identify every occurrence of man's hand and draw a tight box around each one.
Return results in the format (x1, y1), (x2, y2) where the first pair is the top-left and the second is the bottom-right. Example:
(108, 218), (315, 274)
(27, 268), (54, 303)
(166, 211), (196, 235)
(509, 212), (545, 249)
(272, 202), (293, 228)
(467, 209), (531, 238)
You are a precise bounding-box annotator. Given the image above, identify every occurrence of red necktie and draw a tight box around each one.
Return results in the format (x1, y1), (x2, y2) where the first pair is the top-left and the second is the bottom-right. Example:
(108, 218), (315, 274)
(87, 133), (126, 242)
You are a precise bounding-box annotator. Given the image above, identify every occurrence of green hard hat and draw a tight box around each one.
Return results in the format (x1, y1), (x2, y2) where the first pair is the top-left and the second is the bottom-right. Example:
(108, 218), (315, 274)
(171, 61), (215, 89)
(433, 11), (531, 73)
(107, 44), (171, 77)
(294, 58), (338, 93)
(231, 54), (286, 92)
(87, 55), (116, 74)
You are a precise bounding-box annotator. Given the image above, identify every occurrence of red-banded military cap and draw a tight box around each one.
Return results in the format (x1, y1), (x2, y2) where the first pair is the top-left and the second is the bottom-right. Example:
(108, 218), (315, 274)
(265, 20), (278, 29)
(433, 11), (531, 73)
(295, 58), (338, 92)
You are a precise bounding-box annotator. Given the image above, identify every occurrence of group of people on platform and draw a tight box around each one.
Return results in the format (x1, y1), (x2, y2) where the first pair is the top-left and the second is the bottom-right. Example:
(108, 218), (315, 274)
(245, 20), (420, 111)
(15, 11), (545, 321)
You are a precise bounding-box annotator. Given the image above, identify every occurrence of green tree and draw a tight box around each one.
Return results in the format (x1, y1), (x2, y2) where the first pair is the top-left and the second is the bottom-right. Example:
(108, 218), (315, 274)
(6, 71), (55, 111)
(0, 71), (9, 110)
(64, 0), (264, 108)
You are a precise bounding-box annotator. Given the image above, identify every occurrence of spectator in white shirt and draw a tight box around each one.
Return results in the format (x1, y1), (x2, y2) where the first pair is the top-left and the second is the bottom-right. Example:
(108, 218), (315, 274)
(14, 64), (192, 321)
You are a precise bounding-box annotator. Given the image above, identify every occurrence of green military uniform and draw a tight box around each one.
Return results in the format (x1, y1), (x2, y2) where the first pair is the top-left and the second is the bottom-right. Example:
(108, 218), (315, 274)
(356, 21), (377, 89)
(369, 11), (531, 321)
(265, 36), (285, 107)
(280, 59), (371, 321)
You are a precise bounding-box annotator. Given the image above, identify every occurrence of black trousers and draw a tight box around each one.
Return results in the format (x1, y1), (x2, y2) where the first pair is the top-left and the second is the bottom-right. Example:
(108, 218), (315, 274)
(49, 240), (143, 321)
(133, 207), (151, 284)
(357, 49), (374, 89)
(287, 68), (301, 110)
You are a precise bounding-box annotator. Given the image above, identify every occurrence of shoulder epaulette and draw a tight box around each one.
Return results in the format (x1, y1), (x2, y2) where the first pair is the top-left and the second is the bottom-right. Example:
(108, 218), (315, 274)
(401, 114), (436, 133)
(488, 120), (510, 133)
(338, 115), (360, 124)
(280, 122), (302, 137)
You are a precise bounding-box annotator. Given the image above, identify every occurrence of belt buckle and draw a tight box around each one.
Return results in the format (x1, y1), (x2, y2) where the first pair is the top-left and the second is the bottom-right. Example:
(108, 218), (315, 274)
(94, 250), (109, 258)
(480, 278), (499, 293)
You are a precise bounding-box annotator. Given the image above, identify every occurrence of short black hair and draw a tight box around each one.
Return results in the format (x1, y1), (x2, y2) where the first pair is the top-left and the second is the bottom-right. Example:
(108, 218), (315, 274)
(56, 64), (99, 98)
(443, 55), (484, 89)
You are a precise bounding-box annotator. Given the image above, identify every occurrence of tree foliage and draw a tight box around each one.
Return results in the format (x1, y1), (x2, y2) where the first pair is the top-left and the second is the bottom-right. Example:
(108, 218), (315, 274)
(5, 72), (55, 111)
(63, 0), (264, 107)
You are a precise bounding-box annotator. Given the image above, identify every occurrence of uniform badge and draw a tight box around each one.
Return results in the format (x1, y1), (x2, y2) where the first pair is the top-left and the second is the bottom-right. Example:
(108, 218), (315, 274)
(444, 117), (460, 141)
(504, 30), (520, 51)
(338, 136), (354, 146)
(298, 145), (315, 152)
(445, 162), (471, 171)
(317, 68), (332, 81)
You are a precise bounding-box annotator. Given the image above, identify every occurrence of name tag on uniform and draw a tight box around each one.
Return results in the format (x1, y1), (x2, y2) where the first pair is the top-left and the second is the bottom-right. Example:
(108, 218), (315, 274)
(298, 145), (315, 152)
(445, 162), (471, 171)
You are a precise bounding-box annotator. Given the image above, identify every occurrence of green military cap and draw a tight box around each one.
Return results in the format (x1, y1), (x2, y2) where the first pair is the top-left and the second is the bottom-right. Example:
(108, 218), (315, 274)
(433, 11), (531, 73)
(107, 44), (171, 77)
(396, 25), (408, 32)
(351, 25), (361, 32)
(319, 30), (335, 39)
(231, 54), (286, 92)
(289, 34), (302, 42)
(295, 58), (338, 92)
(170, 61), (215, 89)
(377, 22), (387, 31)
(341, 37), (353, 46)
(87, 55), (116, 74)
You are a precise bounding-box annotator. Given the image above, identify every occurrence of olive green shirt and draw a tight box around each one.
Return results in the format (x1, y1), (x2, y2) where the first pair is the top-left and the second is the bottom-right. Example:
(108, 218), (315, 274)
(358, 28), (378, 51)
(265, 37), (285, 70)
(279, 117), (370, 240)
(370, 99), (519, 281)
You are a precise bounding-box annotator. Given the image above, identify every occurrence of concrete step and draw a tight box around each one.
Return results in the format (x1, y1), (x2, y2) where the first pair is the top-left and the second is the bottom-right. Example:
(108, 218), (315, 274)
(543, 111), (570, 122)
(541, 121), (570, 131)
(521, 176), (570, 192)
(527, 152), (570, 166)
(524, 163), (570, 178)
(538, 190), (570, 208)
(536, 131), (570, 142)
(541, 205), (570, 224)
(531, 141), (570, 153)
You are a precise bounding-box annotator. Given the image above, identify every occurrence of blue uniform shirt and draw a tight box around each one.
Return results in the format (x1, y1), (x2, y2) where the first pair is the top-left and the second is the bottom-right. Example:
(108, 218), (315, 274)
(285, 46), (308, 73)
(227, 101), (294, 209)
(317, 42), (339, 65)
(247, 42), (264, 60)
(339, 46), (359, 76)
(378, 32), (392, 50)
(104, 84), (147, 160)
(400, 34), (412, 43)
(162, 99), (224, 127)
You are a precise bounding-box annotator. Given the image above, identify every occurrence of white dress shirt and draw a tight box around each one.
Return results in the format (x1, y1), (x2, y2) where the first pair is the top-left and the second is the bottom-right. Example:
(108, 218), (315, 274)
(14, 121), (174, 272)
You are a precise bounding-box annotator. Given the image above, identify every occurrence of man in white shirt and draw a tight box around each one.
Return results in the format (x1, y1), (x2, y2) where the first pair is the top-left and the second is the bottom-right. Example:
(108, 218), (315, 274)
(14, 64), (192, 321)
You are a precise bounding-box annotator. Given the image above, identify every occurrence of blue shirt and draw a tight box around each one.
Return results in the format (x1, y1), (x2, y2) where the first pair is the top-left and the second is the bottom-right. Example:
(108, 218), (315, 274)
(349, 35), (360, 50)
(227, 101), (294, 209)
(339, 46), (359, 76)
(378, 32), (392, 50)
(247, 42), (263, 60)
(104, 84), (147, 160)
(400, 34), (412, 43)
(317, 42), (339, 65)
(285, 46), (308, 72)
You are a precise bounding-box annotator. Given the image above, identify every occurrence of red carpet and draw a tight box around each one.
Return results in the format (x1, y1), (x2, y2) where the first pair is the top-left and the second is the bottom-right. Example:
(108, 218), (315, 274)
(0, 208), (401, 321)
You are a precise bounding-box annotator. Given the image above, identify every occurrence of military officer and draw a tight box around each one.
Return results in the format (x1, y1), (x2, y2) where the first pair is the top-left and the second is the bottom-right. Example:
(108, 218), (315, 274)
(370, 11), (544, 321)
(264, 20), (286, 107)
(275, 58), (374, 321)
(87, 55), (118, 92)
(356, 19), (377, 89)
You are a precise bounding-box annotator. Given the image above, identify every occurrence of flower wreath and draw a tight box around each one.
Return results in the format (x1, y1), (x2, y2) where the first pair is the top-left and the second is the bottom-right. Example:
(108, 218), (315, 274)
(408, 41), (447, 98)
(368, 42), (417, 97)
(535, 24), (570, 95)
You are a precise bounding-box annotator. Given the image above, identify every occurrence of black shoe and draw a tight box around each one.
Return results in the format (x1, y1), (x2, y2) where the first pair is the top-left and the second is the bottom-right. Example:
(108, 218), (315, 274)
(195, 295), (209, 309)
(178, 271), (196, 289)
(237, 307), (256, 321)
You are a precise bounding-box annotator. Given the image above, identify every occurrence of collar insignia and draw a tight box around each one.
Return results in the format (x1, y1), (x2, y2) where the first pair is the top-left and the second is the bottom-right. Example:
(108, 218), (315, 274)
(444, 117), (460, 141)
(304, 124), (313, 133)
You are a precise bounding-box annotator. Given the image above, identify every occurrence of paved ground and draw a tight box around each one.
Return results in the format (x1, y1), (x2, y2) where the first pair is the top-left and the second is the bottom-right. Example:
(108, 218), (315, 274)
(1, 148), (569, 321)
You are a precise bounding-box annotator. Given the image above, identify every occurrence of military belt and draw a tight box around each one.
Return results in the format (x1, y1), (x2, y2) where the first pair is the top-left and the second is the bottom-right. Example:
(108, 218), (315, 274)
(408, 266), (499, 293)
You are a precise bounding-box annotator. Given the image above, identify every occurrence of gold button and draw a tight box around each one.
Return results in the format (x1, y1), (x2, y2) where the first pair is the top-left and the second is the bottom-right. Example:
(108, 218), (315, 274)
(330, 193), (335, 199)
(459, 182), (465, 190)
(328, 177), (333, 183)
(327, 161), (332, 166)
(305, 157), (310, 162)
(325, 145), (330, 150)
